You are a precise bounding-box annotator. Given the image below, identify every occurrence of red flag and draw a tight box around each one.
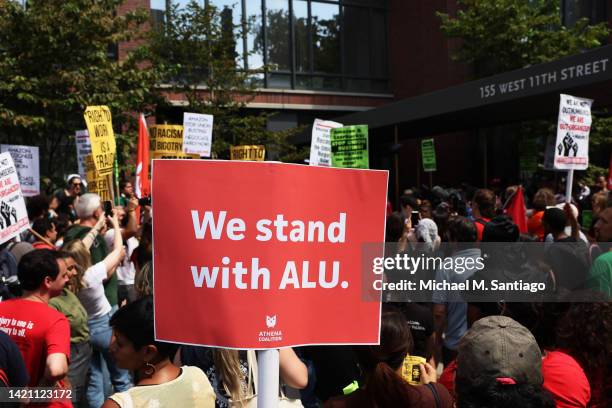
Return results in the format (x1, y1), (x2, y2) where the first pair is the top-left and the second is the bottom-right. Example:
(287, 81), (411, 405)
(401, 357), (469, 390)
(135, 113), (150, 198)
(504, 186), (528, 234)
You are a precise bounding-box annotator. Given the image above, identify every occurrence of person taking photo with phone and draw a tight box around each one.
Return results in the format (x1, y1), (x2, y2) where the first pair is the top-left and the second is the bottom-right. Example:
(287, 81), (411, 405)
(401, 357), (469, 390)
(63, 208), (132, 408)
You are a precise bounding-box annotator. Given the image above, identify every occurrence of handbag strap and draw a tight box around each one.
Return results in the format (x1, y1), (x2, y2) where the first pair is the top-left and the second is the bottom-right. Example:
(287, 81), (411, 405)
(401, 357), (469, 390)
(425, 383), (442, 408)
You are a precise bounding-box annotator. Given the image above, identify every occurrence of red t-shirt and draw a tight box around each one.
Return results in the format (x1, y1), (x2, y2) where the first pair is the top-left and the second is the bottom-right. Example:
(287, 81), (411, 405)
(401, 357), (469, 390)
(32, 242), (56, 251)
(0, 299), (72, 407)
(542, 350), (590, 408)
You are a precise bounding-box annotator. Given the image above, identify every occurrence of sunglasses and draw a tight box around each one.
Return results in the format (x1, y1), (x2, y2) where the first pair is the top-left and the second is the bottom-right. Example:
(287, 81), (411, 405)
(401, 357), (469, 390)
(71, 183), (82, 187)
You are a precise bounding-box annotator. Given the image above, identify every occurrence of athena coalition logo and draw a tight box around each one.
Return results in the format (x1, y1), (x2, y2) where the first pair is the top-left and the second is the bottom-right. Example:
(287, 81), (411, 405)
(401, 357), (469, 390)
(259, 314), (282, 343)
(266, 315), (277, 328)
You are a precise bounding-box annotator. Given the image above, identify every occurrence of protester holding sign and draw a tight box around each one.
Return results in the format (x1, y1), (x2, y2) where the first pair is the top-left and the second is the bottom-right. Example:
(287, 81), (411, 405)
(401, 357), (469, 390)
(63, 209), (132, 408)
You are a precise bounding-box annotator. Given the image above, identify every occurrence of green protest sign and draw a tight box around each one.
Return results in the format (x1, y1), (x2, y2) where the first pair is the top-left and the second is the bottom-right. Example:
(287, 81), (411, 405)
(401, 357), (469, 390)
(421, 138), (436, 172)
(331, 125), (369, 169)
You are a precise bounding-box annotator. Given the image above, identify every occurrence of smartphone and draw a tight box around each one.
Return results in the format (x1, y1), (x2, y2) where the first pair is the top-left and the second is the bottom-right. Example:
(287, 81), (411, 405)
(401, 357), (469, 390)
(103, 201), (113, 217)
(410, 211), (420, 227)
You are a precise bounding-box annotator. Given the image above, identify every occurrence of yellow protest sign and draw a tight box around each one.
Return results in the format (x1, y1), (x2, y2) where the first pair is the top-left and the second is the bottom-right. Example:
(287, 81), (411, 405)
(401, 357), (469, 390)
(84, 154), (112, 201)
(150, 125), (199, 159)
(83, 106), (116, 176)
(230, 145), (266, 161)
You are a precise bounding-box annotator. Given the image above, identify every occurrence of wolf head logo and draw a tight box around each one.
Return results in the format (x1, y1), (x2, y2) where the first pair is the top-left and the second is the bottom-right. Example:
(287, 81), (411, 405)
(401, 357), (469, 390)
(266, 315), (277, 328)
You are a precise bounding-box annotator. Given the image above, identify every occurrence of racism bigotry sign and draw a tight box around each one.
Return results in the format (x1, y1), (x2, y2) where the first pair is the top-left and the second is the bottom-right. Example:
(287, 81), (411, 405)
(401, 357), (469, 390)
(153, 160), (387, 349)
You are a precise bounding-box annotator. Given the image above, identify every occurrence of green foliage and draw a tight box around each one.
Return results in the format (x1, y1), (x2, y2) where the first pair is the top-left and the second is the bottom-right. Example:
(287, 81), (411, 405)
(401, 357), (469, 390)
(437, 0), (611, 176)
(147, 1), (304, 162)
(438, 0), (609, 77)
(0, 0), (162, 179)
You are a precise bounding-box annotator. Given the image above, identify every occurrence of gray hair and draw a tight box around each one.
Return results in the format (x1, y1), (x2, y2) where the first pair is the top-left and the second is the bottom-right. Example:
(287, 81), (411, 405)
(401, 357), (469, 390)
(75, 193), (101, 219)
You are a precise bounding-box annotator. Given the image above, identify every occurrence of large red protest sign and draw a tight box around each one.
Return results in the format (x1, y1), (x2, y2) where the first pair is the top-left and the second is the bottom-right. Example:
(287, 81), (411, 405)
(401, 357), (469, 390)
(153, 160), (387, 349)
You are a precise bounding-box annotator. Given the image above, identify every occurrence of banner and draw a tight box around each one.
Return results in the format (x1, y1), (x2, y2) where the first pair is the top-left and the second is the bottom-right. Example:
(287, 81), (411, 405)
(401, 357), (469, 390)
(84, 154), (112, 201)
(75, 130), (92, 180)
(150, 125), (199, 159)
(0, 145), (39, 196)
(0, 153), (29, 245)
(153, 160), (388, 349)
(553, 94), (592, 170)
(183, 112), (213, 157)
(309, 119), (343, 167)
(230, 145), (265, 161)
(421, 138), (437, 172)
(83, 106), (116, 176)
(330, 125), (369, 169)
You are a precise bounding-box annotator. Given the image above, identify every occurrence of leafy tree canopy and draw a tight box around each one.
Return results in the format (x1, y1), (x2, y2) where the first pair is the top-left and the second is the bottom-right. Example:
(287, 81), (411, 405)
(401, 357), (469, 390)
(0, 0), (161, 178)
(438, 0), (609, 77)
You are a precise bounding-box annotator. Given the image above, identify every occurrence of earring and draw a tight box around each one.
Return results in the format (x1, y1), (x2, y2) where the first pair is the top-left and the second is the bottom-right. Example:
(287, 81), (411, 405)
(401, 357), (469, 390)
(143, 362), (156, 377)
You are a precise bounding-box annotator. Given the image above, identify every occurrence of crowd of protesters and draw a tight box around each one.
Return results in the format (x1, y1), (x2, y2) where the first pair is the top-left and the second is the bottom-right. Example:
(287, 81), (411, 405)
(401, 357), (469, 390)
(0, 172), (610, 408)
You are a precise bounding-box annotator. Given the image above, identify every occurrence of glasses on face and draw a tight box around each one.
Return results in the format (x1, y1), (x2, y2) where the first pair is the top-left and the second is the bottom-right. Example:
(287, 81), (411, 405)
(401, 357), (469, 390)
(72, 183), (81, 187)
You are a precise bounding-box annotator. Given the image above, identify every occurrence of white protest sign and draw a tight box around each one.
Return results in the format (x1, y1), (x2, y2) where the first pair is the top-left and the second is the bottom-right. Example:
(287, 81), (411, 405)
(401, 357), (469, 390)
(182, 112), (213, 157)
(553, 94), (592, 170)
(0, 145), (39, 197)
(309, 119), (343, 167)
(75, 130), (92, 180)
(0, 152), (29, 245)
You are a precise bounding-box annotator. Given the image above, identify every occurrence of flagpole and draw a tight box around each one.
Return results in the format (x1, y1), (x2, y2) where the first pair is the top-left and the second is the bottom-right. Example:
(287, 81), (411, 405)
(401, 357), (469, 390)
(565, 169), (574, 203)
(257, 349), (279, 407)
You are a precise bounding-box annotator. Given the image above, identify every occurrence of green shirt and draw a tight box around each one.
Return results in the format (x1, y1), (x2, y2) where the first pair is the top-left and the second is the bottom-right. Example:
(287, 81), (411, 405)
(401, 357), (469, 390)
(49, 288), (90, 343)
(587, 250), (612, 297)
(63, 224), (118, 306)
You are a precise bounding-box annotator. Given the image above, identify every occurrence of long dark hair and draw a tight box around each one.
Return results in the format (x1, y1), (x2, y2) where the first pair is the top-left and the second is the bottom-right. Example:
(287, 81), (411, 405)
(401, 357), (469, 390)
(353, 309), (421, 407)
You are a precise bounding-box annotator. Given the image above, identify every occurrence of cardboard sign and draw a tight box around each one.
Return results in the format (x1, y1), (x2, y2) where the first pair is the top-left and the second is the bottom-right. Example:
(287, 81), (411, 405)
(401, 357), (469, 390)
(553, 94), (592, 170)
(0, 145), (39, 196)
(183, 113), (213, 157)
(153, 160), (387, 349)
(230, 145), (265, 161)
(0, 153), (29, 245)
(421, 139), (436, 172)
(75, 130), (92, 180)
(150, 125), (199, 159)
(84, 154), (112, 201)
(309, 119), (343, 167)
(84, 106), (116, 176)
(330, 125), (369, 169)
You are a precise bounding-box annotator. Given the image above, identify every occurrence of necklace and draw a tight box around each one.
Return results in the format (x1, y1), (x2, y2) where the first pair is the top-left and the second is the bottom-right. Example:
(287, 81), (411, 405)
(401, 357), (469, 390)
(24, 294), (47, 304)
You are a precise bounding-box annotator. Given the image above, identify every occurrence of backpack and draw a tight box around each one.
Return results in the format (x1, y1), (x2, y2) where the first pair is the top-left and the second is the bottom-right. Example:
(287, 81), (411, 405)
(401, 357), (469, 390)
(0, 247), (19, 301)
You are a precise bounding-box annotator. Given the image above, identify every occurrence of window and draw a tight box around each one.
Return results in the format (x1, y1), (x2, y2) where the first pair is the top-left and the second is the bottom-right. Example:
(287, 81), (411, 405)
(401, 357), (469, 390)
(265, 0), (291, 71)
(162, 0), (389, 93)
(312, 2), (341, 74)
(562, 0), (608, 27)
